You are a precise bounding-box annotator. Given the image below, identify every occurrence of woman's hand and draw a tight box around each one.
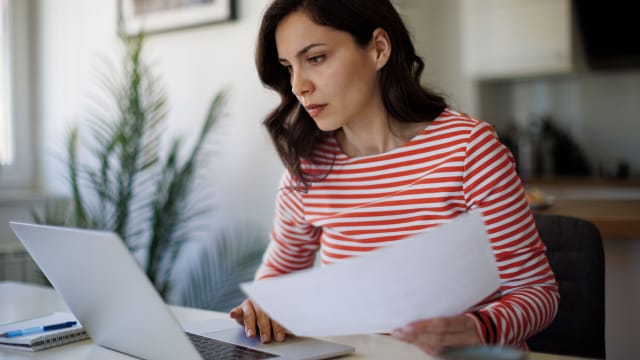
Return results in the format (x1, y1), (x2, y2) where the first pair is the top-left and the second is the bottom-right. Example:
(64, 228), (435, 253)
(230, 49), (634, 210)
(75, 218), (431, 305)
(229, 298), (288, 343)
(391, 314), (482, 356)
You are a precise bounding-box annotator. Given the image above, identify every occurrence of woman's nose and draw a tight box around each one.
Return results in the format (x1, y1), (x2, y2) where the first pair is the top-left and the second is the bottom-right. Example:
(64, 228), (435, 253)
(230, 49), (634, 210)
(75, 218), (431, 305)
(291, 71), (313, 97)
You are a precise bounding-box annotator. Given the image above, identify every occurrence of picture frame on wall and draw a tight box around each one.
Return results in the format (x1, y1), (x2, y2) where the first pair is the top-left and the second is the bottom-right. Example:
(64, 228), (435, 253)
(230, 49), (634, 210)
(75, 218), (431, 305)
(119, 0), (237, 35)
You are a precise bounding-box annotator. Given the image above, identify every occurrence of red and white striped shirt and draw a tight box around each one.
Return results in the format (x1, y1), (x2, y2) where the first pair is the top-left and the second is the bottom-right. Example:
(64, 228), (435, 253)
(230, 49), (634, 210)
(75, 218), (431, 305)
(256, 109), (559, 348)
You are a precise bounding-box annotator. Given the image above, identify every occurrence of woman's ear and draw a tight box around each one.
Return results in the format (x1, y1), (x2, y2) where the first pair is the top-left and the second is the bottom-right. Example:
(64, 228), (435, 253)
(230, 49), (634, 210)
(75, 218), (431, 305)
(371, 28), (391, 70)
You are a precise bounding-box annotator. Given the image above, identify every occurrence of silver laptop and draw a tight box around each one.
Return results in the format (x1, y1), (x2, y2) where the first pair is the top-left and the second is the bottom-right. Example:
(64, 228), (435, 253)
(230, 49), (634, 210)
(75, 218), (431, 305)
(9, 221), (354, 360)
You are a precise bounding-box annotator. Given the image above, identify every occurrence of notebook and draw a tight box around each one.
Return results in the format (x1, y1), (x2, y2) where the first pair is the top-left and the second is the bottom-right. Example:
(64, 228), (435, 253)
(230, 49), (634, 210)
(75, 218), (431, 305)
(9, 221), (354, 360)
(0, 312), (89, 351)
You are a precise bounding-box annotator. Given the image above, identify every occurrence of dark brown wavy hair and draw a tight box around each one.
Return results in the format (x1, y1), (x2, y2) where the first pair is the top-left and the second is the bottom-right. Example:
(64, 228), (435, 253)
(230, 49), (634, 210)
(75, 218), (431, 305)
(256, 0), (447, 189)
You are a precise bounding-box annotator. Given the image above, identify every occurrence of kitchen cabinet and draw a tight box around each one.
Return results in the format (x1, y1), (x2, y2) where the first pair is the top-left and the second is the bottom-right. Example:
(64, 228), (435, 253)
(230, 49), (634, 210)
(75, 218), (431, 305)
(461, 0), (572, 79)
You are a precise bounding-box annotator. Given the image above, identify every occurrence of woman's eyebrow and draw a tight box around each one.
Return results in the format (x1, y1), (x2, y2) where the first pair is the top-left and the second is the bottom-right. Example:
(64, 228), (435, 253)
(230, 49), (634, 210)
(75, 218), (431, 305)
(278, 43), (326, 63)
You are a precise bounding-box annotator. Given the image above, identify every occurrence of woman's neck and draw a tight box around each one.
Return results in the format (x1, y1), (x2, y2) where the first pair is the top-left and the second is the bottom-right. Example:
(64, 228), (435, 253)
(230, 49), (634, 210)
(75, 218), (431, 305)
(337, 116), (428, 158)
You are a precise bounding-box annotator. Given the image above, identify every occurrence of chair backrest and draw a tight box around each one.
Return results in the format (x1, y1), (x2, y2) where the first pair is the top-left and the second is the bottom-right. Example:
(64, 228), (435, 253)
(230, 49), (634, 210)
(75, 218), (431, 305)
(527, 213), (606, 359)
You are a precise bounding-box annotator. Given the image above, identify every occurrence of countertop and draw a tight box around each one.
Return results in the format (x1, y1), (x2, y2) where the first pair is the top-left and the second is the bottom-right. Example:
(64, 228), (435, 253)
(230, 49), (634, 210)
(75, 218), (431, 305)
(525, 177), (640, 238)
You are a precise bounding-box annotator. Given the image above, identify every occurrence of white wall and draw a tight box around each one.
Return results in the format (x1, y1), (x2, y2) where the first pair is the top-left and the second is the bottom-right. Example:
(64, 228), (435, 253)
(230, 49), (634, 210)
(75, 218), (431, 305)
(605, 238), (640, 360)
(32, 0), (474, 234)
(35, 0), (284, 232)
(398, 0), (477, 115)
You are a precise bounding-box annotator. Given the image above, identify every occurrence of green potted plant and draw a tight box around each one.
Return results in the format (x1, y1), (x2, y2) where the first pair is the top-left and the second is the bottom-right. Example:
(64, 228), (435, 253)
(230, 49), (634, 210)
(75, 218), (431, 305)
(33, 33), (265, 306)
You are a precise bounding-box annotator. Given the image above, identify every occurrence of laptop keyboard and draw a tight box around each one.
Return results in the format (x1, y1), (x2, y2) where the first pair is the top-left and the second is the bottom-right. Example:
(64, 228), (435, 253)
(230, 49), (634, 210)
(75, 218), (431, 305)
(186, 332), (278, 359)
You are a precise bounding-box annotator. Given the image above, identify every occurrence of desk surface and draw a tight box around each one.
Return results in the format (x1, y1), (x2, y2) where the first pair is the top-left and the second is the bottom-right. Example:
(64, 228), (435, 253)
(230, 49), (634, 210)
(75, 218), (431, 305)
(0, 282), (587, 360)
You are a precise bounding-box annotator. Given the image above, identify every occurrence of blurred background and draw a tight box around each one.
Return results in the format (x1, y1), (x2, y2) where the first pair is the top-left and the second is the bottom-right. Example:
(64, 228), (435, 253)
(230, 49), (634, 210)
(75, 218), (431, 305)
(0, 0), (637, 358)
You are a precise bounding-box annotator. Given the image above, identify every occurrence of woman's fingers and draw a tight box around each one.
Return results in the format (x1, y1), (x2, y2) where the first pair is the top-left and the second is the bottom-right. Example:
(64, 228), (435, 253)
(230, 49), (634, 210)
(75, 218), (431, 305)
(271, 319), (287, 342)
(254, 305), (273, 343)
(229, 306), (244, 326)
(391, 315), (482, 356)
(229, 299), (288, 343)
(241, 300), (258, 338)
(409, 316), (474, 333)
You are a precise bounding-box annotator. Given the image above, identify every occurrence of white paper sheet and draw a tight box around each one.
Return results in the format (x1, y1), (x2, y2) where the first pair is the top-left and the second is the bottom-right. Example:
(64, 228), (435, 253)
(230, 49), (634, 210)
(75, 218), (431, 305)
(240, 210), (500, 337)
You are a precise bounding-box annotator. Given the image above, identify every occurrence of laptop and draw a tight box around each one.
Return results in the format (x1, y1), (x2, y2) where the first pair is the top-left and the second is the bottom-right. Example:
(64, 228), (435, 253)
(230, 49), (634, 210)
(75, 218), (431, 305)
(9, 221), (355, 360)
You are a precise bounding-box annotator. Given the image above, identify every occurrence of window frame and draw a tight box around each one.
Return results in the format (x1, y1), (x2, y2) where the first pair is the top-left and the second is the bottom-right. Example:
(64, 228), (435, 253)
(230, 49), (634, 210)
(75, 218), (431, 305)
(0, 0), (35, 194)
(0, 0), (12, 166)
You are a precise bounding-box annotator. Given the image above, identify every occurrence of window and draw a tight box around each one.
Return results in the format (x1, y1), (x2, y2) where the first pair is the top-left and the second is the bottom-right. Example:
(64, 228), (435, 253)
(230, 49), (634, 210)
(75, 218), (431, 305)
(0, 0), (13, 166)
(0, 0), (34, 192)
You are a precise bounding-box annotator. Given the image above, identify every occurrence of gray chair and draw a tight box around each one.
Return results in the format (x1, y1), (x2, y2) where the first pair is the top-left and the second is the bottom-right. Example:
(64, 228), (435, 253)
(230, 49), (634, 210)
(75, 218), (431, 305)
(527, 213), (605, 359)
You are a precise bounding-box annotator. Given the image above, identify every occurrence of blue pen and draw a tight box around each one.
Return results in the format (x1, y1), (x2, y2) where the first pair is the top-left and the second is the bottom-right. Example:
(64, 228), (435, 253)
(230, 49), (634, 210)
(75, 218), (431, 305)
(0, 321), (77, 338)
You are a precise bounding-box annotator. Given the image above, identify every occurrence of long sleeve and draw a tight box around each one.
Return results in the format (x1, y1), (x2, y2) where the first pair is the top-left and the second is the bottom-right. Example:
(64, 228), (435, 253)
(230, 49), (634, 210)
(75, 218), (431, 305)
(255, 171), (322, 280)
(462, 122), (560, 346)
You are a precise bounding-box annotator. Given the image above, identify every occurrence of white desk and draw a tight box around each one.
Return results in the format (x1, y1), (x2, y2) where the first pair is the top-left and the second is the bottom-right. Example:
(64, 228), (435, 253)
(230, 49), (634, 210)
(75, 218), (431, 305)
(0, 281), (586, 360)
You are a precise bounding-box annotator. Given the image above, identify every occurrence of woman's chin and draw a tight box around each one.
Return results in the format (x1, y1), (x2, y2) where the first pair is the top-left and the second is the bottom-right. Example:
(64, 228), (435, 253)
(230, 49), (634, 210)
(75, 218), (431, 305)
(312, 118), (341, 132)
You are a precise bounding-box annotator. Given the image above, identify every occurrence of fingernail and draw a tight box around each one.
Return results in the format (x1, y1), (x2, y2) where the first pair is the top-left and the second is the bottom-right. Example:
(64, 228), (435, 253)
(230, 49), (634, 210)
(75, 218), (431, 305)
(261, 333), (270, 343)
(276, 332), (285, 341)
(246, 329), (254, 337)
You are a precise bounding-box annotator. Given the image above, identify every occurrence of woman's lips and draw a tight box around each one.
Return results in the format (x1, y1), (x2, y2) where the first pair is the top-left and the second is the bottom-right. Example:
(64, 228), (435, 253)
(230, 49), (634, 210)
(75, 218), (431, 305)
(305, 104), (327, 117)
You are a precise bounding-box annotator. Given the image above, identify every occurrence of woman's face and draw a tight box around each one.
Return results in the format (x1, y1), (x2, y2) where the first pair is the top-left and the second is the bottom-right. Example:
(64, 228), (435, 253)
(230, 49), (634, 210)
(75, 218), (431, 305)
(275, 11), (385, 132)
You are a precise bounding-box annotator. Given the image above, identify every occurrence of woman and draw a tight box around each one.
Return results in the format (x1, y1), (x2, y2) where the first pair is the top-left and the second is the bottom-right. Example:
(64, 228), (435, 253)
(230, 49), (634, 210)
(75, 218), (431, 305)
(230, 0), (559, 356)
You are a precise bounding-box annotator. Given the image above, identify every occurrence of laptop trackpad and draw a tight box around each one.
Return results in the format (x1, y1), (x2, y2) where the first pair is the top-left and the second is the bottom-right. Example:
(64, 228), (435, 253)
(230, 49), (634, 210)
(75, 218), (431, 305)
(187, 319), (353, 359)
(209, 328), (353, 359)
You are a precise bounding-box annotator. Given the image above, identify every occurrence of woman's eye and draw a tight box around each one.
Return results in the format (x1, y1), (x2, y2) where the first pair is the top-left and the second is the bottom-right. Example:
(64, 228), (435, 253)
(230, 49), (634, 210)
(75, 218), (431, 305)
(308, 55), (325, 64)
